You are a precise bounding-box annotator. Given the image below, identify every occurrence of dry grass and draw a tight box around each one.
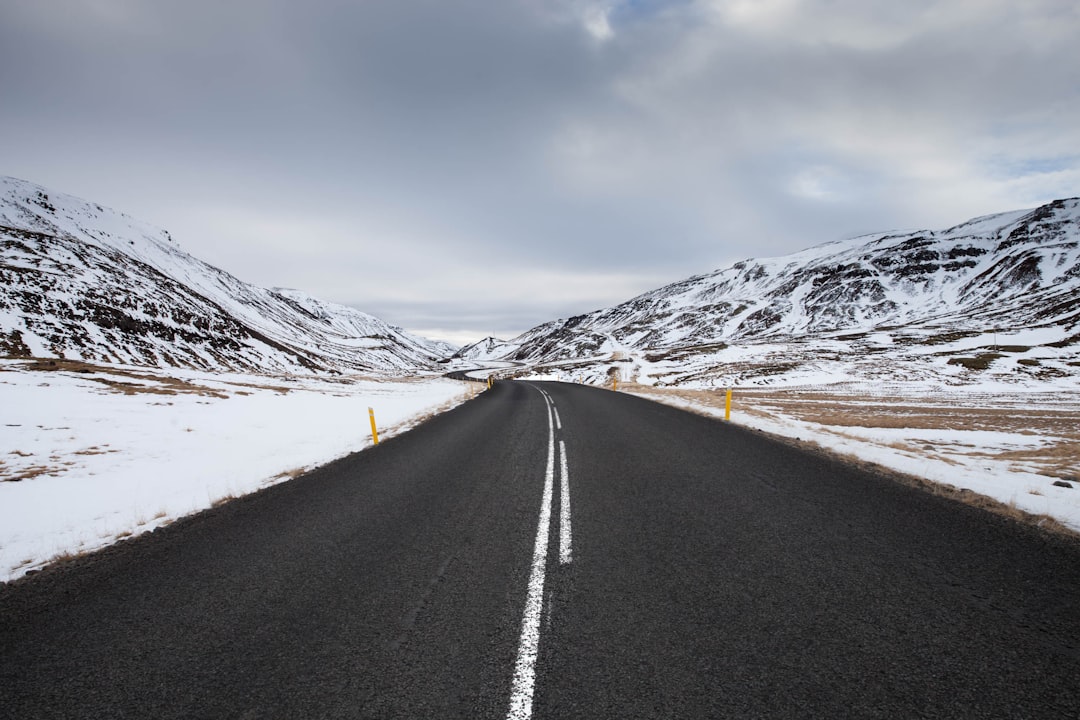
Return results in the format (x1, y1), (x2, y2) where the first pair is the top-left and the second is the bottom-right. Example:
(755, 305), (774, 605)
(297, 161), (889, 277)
(271, 467), (309, 482)
(2, 464), (56, 482)
(15, 358), (229, 398)
(224, 380), (293, 395)
(211, 493), (238, 508)
(47, 548), (87, 565)
(8, 357), (437, 402)
(3, 438), (87, 482)
(991, 442), (1080, 480)
(73, 445), (118, 456)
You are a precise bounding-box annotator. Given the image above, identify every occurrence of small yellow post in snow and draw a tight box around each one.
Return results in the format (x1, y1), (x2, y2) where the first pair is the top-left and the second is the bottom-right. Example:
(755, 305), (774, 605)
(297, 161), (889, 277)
(724, 388), (732, 421)
(613, 375), (618, 392)
(368, 407), (380, 445)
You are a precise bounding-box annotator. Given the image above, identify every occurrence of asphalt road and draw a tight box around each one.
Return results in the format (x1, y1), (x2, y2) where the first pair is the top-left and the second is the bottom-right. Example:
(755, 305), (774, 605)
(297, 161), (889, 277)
(3, 380), (1080, 719)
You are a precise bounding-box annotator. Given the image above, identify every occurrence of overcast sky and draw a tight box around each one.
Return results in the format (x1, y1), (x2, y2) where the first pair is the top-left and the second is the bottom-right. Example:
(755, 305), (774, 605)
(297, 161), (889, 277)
(2, 0), (1078, 345)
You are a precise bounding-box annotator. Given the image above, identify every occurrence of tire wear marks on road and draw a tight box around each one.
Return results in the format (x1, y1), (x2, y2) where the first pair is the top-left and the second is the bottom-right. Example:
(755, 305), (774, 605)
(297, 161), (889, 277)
(389, 553), (456, 652)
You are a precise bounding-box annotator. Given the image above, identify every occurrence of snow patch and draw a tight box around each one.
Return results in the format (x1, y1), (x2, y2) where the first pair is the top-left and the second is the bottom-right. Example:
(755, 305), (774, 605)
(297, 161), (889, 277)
(0, 361), (477, 582)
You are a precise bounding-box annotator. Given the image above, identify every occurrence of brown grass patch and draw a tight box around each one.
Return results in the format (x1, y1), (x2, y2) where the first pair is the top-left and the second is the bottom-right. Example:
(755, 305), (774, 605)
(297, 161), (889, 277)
(15, 358), (229, 398)
(74, 445), (118, 456)
(2, 465), (56, 482)
(272, 467), (309, 481)
(211, 494), (238, 508)
(990, 441), (1080, 480)
(47, 549), (87, 565)
(225, 381), (293, 395)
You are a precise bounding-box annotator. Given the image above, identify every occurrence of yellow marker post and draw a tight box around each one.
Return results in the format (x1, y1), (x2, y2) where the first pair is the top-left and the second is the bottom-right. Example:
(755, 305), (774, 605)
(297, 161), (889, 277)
(724, 388), (732, 421)
(613, 375), (618, 392)
(368, 407), (379, 445)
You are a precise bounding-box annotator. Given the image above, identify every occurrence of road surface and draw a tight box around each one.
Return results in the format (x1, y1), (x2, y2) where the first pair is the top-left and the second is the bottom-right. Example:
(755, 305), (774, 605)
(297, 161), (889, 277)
(3, 380), (1079, 718)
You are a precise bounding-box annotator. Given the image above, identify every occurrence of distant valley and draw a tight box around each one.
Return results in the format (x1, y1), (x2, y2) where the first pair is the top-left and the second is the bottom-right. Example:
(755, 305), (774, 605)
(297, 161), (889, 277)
(0, 176), (452, 376)
(3, 175), (1078, 390)
(454, 198), (1080, 389)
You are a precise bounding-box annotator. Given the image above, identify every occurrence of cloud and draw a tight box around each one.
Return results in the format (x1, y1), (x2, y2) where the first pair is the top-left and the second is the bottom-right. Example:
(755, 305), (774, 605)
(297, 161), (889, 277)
(582, 3), (616, 40)
(1, 0), (1078, 343)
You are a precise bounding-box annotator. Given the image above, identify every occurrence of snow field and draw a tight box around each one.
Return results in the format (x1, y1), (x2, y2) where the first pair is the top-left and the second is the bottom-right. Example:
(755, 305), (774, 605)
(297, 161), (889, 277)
(0, 360), (477, 582)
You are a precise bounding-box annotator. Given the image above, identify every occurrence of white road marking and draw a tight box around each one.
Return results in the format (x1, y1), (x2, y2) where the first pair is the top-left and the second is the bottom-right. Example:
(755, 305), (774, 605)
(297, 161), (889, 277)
(553, 406), (562, 430)
(506, 392), (557, 720)
(558, 440), (572, 565)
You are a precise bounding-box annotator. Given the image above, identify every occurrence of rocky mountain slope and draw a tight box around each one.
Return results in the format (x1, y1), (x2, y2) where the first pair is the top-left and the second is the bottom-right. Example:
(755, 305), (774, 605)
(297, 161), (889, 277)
(451, 336), (521, 363)
(0, 176), (454, 374)
(461, 198), (1080, 387)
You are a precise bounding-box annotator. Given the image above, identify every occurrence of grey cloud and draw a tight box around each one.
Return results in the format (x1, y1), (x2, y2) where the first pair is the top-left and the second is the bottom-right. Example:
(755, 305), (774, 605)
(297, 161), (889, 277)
(2, 0), (1078, 344)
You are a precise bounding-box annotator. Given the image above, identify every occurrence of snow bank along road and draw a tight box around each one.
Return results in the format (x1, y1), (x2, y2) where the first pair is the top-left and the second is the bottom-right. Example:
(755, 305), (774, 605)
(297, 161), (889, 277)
(3, 381), (1080, 718)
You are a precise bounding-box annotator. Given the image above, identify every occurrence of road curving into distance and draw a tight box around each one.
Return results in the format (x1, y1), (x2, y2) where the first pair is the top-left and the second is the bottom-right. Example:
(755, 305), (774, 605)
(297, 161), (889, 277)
(2, 380), (1080, 718)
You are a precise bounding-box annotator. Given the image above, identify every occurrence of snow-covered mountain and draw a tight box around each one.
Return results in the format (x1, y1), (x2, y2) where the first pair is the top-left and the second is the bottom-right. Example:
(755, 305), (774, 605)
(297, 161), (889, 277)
(0, 176), (454, 374)
(449, 336), (521, 363)
(483, 199), (1080, 387)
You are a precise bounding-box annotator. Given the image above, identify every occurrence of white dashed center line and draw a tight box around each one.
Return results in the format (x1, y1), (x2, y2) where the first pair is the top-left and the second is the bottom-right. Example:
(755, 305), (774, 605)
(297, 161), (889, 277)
(506, 388), (572, 720)
(558, 440), (571, 565)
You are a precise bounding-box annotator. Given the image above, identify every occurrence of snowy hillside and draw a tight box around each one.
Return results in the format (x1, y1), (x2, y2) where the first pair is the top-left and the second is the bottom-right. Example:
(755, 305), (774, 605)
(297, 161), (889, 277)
(449, 336), (521, 363)
(487, 199), (1080, 387)
(0, 176), (453, 374)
